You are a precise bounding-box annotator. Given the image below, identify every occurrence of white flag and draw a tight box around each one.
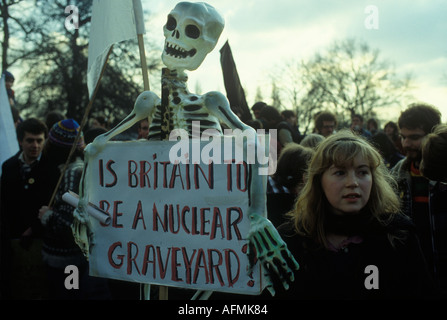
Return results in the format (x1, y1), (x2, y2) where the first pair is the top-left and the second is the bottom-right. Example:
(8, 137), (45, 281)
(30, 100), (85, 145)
(87, 0), (145, 99)
(0, 75), (19, 175)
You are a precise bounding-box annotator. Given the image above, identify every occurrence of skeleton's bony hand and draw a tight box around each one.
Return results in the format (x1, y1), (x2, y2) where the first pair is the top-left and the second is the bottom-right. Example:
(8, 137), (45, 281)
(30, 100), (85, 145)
(247, 213), (299, 296)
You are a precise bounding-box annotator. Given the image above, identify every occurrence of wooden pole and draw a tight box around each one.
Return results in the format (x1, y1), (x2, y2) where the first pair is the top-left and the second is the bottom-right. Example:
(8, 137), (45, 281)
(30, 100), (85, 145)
(48, 46), (114, 208)
(136, 31), (169, 301)
(137, 34), (150, 91)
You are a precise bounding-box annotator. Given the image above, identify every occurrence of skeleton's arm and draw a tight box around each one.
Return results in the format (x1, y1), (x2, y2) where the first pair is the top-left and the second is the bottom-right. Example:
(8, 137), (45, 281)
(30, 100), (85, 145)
(204, 91), (299, 296)
(73, 91), (159, 259)
(85, 91), (160, 156)
(204, 91), (252, 132)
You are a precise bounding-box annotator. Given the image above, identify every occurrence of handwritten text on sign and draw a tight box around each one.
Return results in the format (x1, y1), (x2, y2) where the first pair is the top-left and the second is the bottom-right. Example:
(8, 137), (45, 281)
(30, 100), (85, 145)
(85, 139), (265, 295)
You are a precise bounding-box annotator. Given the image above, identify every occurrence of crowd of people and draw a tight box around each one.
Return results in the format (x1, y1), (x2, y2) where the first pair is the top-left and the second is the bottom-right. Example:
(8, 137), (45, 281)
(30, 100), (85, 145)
(257, 101), (447, 299)
(0, 115), (114, 299)
(1, 92), (447, 300)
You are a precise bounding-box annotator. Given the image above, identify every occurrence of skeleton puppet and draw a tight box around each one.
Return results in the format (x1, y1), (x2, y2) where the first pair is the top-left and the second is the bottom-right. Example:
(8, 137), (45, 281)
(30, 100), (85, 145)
(74, 2), (298, 296)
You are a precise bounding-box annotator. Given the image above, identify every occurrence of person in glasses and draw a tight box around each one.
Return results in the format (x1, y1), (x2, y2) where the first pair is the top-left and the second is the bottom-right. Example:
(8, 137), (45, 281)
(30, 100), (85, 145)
(314, 111), (337, 138)
(391, 103), (447, 296)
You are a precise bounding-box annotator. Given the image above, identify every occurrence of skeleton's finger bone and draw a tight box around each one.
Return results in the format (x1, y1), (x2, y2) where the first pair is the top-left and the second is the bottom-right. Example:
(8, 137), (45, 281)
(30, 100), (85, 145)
(272, 257), (294, 286)
(264, 261), (289, 292)
(251, 233), (268, 256)
(266, 284), (276, 297)
(263, 227), (278, 247)
(281, 247), (300, 271)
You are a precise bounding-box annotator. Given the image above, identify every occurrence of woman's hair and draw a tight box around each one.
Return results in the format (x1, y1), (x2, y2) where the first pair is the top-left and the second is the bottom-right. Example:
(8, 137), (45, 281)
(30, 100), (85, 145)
(289, 130), (401, 248)
(420, 124), (447, 182)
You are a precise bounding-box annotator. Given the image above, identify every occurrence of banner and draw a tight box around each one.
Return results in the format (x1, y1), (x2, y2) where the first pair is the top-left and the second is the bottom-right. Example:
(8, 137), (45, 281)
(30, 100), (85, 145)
(0, 75), (19, 175)
(84, 139), (266, 295)
(220, 41), (252, 123)
(87, 0), (143, 98)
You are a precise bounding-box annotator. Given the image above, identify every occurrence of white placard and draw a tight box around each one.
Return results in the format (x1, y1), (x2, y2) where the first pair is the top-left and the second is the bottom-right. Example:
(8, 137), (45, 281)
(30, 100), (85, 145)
(84, 138), (266, 295)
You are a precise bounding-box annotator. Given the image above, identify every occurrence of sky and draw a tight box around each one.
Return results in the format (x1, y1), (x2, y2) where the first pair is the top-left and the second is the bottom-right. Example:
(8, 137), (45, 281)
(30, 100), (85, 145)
(140, 0), (447, 123)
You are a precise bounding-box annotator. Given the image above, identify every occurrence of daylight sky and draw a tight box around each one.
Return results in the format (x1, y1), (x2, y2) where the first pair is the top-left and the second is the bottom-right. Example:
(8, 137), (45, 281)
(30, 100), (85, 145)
(141, 0), (447, 123)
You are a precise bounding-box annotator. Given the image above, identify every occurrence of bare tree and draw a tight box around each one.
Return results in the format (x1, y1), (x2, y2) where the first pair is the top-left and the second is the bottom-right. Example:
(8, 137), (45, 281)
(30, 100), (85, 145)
(275, 38), (413, 133)
(271, 60), (311, 132)
(254, 86), (263, 103)
(13, 0), (161, 125)
(270, 80), (282, 109)
(0, 0), (34, 72)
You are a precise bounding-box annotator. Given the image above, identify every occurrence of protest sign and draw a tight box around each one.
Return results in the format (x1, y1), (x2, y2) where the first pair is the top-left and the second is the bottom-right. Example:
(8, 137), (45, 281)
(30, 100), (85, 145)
(83, 137), (267, 295)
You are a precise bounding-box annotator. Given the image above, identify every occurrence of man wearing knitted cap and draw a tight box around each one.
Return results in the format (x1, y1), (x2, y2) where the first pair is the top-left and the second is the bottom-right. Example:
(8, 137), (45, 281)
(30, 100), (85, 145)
(38, 119), (110, 299)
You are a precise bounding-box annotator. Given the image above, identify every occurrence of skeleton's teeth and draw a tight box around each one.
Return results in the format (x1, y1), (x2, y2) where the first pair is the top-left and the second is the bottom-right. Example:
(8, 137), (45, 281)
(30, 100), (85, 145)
(165, 42), (196, 59)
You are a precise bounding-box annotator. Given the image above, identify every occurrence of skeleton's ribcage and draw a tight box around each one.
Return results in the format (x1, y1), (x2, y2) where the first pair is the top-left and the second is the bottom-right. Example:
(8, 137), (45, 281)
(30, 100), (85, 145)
(148, 101), (223, 140)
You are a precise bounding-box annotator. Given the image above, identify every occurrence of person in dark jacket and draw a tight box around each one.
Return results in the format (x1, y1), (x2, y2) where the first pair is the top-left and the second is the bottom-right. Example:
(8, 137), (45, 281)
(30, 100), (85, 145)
(370, 131), (404, 169)
(1, 118), (55, 299)
(267, 143), (314, 227)
(277, 110), (302, 147)
(419, 123), (447, 296)
(420, 123), (447, 183)
(272, 130), (436, 299)
(390, 103), (447, 296)
(38, 119), (110, 300)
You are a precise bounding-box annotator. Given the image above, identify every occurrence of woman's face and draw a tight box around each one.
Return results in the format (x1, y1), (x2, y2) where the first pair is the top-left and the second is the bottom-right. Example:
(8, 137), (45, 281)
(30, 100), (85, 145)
(321, 154), (373, 215)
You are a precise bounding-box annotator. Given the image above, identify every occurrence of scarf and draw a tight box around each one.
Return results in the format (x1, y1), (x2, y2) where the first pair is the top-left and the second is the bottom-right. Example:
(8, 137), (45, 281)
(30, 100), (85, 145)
(323, 209), (387, 236)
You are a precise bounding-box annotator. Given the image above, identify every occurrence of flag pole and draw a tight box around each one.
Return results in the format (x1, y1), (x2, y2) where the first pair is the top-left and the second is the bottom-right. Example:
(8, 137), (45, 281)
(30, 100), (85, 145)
(135, 33), (167, 298)
(137, 34), (150, 91)
(132, 0), (170, 300)
(135, 11), (170, 305)
(133, 0), (150, 91)
(48, 46), (114, 208)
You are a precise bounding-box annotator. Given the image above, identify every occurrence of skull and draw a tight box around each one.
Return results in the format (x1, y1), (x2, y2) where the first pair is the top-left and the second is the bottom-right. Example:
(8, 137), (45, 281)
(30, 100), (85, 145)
(162, 2), (225, 71)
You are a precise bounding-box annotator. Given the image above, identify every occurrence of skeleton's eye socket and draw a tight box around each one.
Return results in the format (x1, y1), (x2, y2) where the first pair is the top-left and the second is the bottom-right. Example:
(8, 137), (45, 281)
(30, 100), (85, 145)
(166, 16), (177, 31)
(185, 25), (200, 39)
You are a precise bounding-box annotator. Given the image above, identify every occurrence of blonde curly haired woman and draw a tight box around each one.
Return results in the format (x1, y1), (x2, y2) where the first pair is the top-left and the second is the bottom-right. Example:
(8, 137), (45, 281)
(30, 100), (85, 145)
(273, 130), (436, 299)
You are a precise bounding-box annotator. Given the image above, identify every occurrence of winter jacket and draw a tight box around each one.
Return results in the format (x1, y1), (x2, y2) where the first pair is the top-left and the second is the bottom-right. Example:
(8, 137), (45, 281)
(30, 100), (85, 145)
(1, 151), (56, 239)
(273, 215), (437, 299)
(40, 157), (85, 268)
(391, 158), (447, 295)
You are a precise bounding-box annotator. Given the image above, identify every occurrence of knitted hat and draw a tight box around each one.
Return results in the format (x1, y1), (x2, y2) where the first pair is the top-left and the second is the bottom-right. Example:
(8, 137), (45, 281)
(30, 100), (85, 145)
(49, 119), (85, 148)
(3, 70), (14, 82)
